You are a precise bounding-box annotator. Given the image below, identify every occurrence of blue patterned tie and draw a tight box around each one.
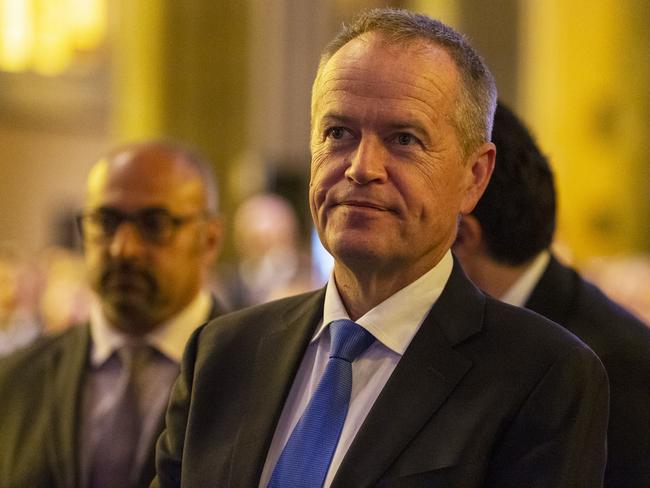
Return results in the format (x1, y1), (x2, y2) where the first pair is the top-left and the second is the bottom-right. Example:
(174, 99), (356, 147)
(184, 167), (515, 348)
(268, 319), (375, 488)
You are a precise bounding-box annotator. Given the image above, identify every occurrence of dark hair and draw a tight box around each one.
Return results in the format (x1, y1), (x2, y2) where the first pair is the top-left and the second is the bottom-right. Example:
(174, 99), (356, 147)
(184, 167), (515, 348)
(472, 102), (556, 265)
(315, 7), (496, 156)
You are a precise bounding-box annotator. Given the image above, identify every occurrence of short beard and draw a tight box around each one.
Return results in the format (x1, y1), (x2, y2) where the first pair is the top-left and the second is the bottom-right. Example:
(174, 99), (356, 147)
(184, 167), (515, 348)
(97, 259), (161, 334)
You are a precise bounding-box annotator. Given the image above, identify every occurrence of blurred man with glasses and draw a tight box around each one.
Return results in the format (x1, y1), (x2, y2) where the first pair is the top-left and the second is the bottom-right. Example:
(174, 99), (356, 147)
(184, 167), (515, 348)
(0, 140), (225, 488)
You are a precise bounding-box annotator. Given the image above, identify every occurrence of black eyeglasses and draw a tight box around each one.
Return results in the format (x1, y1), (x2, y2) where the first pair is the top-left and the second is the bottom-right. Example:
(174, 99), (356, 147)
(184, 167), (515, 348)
(76, 207), (206, 245)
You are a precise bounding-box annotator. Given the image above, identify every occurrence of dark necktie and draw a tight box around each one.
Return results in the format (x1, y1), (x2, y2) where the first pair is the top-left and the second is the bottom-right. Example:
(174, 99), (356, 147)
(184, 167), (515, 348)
(88, 344), (151, 488)
(268, 319), (375, 488)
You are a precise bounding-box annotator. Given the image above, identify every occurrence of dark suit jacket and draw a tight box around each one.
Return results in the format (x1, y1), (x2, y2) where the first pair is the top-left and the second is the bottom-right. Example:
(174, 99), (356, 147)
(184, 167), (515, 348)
(0, 298), (223, 488)
(525, 255), (650, 487)
(154, 262), (609, 487)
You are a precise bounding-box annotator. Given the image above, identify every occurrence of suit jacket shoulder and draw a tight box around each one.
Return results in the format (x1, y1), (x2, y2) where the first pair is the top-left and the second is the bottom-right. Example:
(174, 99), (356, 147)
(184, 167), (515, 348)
(155, 289), (325, 487)
(526, 255), (650, 487)
(526, 255), (650, 357)
(0, 325), (89, 488)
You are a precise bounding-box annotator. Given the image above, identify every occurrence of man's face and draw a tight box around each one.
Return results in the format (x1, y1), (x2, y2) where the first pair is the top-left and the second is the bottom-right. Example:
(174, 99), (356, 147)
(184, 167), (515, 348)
(82, 149), (220, 335)
(310, 33), (493, 283)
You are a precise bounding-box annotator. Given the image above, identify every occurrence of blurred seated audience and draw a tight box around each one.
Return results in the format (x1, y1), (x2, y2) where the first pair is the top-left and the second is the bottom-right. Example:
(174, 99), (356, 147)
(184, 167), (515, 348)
(582, 255), (650, 324)
(0, 245), (42, 357)
(220, 192), (314, 308)
(38, 245), (92, 334)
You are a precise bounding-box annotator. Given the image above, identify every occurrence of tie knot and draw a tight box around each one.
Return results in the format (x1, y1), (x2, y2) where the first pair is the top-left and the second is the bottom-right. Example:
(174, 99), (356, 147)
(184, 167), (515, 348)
(117, 343), (153, 375)
(329, 319), (375, 362)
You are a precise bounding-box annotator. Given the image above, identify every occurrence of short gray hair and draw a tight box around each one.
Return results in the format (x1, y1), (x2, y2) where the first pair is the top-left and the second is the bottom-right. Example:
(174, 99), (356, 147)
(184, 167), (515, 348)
(315, 8), (497, 157)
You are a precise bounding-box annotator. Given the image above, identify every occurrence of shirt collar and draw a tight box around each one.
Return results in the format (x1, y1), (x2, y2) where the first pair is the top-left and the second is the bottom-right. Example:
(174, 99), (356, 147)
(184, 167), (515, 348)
(319, 250), (454, 355)
(499, 250), (550, 307)
(89, 290), (212, 367)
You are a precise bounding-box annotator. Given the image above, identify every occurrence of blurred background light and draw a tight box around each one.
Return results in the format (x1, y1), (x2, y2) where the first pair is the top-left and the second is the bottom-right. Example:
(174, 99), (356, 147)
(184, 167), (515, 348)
(0, 0), (106, 75)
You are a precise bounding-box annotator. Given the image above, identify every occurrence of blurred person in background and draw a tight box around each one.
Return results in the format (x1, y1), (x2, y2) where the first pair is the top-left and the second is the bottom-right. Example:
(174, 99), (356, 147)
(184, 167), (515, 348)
(453, 101), (650, 487)
(0, 245), (42, 356)
(0, 140), (226, 488)
(38, 246), (93, 334)
(582, 255), (650, 325)
(221, 192), (314, 308)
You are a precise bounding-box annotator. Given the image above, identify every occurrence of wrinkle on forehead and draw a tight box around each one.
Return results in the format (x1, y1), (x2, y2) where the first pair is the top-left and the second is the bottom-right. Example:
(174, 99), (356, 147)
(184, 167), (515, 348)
(312, 36), (461, 141)
(319, 33), (458, 82)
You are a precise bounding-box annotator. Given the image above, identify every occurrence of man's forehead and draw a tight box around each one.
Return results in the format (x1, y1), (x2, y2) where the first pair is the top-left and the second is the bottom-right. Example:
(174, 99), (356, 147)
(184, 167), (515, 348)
(85, 151), (204, 210)
(312, 35), (460, 128)
(313, 33), (459, 107)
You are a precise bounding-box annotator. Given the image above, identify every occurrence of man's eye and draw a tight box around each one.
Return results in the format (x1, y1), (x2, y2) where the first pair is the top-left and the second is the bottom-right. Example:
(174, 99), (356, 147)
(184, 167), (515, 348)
(396, 133), (415, 145)
(326, 127), (348, 140)
(140, 212), (170, 234)
(95, 211), (121, 231)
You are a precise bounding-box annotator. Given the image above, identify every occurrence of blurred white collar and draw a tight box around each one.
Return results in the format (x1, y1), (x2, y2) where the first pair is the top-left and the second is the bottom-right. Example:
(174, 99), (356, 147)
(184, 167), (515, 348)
(89, 290), (212, 367)
(499, 251), (550, 307)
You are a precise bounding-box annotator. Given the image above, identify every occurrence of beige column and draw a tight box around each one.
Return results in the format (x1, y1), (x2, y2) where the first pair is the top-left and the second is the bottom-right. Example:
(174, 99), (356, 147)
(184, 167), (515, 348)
(520, 0), (650, 260)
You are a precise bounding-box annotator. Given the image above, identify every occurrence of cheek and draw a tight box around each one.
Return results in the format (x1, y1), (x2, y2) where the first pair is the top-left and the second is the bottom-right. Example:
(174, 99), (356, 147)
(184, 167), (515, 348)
(401, 167), (463, 229)
(167, 233), (206, 271)
(309, 153), (336, 207)
(83, 243), (105, 270)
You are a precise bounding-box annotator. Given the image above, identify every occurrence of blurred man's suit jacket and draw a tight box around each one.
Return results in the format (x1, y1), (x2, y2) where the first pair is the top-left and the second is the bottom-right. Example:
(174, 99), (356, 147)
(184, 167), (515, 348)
(526, 255), (650, 487)
(0, 300), (223, 488)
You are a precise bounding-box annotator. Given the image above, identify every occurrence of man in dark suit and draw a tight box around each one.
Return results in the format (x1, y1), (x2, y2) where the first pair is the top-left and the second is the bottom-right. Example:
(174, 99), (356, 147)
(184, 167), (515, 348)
(453, 102), (650, 487)
(0, 140), (225, 488)
(154, 9), (609, 487)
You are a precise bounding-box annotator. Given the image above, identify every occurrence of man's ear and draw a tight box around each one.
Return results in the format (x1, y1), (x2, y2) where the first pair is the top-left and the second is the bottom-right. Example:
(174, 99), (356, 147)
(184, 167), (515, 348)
(454, 214), (484, 259)
(202, 215), (224, 265)
(460, 141), (496, 215)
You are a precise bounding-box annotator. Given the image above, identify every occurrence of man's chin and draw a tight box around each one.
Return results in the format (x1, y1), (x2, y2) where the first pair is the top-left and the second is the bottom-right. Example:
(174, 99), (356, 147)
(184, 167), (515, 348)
(102, 300), (159, 335)
(330, 244), (386, 270)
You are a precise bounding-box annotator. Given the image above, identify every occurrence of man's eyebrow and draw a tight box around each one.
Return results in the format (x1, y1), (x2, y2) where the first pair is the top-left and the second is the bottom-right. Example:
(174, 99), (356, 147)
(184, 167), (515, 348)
(386, 121), (427, 132)
(318, 113), (355, 125)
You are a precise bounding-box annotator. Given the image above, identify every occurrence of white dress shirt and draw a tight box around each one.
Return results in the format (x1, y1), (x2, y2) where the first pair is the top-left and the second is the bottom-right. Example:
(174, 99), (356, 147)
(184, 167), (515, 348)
(80, 290), (212, 485)
(259, 251), (454, 487)
(499, 251), (550, 307)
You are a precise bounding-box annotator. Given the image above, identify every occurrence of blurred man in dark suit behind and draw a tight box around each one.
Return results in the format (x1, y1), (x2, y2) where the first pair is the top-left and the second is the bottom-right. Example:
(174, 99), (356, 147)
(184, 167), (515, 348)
(454, 102), (650, 487)
(0, 140), (226, 488)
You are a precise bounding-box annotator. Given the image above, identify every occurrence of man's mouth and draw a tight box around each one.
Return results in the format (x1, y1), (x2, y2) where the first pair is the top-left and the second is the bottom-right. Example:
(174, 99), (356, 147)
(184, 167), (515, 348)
(337, 200), (393, 213)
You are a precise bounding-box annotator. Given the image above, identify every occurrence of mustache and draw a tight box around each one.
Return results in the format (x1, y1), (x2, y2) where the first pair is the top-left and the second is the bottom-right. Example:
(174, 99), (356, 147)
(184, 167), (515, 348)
(99, 260), (158, 292)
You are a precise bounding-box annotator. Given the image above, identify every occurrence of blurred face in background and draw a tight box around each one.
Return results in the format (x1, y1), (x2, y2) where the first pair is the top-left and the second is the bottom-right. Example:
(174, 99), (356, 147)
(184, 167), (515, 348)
(80, 145), (221, 335)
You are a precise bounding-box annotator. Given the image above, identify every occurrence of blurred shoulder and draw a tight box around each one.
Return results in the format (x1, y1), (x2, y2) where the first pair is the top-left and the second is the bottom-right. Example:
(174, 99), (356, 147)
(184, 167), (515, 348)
(0, 325), (88, 379)
(188, 288), (325, 350)
(483, 295), (603, 367)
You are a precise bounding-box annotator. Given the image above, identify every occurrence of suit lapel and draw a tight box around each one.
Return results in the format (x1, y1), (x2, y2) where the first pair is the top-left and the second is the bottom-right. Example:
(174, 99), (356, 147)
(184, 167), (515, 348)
(333, 261), (485, 487)
(137, 414), (167, 488)
(46, 325), (90, 487)
(229, 289), (326, 486)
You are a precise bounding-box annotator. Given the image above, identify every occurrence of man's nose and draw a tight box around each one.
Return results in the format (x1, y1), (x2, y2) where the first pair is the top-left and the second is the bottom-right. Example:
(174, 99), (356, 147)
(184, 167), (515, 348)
(345, 136), (389, 185)
(108, 223), (147, 259)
